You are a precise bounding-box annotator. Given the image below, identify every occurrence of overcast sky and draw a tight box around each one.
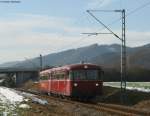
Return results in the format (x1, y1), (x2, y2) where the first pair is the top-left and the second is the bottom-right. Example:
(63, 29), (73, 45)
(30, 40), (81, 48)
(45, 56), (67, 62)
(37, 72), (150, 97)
(0, 0), (150, 63)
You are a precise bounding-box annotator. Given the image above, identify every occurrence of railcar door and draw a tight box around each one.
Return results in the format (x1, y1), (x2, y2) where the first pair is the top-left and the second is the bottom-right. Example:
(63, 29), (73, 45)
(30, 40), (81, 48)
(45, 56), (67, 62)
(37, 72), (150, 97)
(48, 73), (52, 94)
(58, 71), (70, 96)
(62, 72), (67, 95)
(64, 71), (70, 96)
(51, 72), (57, 93)
(58, 71), (67, 95)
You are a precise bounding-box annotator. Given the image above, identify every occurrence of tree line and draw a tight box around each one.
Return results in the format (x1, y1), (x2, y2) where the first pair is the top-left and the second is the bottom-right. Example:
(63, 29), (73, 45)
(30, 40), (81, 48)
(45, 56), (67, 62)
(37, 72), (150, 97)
(103, 67), (150, 82)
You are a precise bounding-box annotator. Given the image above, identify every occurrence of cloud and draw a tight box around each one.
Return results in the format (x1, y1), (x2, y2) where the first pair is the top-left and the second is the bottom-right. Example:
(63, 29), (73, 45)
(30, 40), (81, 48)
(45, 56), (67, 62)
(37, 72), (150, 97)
(0, 13), (150, 63)
(0, 14), (97, 62)
(87, 0), (112, 9)
(126, 31), (150, 47)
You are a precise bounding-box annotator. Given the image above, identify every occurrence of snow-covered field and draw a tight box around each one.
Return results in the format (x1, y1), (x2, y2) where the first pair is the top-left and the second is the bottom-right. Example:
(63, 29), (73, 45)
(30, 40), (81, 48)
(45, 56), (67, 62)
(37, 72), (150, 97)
(104, 82), (150, 92)
(0, 86), (49, 115)
(0, 87), (25, 115)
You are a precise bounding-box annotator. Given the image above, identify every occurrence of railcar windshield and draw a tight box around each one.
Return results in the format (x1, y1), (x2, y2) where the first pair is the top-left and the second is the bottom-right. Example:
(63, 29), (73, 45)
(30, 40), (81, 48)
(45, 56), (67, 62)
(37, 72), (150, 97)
(70, 69), (102, 80)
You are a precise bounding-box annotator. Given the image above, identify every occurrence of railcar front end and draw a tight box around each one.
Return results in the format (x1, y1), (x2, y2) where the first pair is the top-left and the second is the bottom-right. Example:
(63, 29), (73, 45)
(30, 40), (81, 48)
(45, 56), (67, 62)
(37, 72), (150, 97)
(69, 66), (103, 99)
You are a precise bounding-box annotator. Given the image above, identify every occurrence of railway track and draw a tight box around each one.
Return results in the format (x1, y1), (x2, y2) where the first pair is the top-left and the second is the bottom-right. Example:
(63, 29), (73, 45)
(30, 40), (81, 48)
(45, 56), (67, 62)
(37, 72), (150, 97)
(17, 88), (150, 116)
(63, 99), (150, 116)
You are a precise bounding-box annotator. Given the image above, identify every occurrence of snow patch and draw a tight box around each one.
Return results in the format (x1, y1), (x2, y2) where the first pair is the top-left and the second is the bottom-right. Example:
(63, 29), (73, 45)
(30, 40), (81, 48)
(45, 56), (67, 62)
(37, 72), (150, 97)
(104, 82), (150, 93)
(127, 87), (150, 93)
(32, 97), (48, 105)
(108, 47), (117, 52)
(0, 87), (24, 105)
(19, 104), (30, 109)
(0, 79), (4, 83)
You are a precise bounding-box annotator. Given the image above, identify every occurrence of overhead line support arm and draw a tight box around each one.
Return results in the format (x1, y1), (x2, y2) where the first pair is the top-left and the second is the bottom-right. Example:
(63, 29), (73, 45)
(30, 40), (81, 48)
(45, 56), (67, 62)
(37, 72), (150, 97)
(86, 10), (122, 41)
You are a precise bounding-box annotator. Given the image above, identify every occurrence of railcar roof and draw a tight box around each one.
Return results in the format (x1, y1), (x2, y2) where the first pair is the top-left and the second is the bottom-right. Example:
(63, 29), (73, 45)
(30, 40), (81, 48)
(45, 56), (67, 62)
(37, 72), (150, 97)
(40, 63), (101, 74)
(65, 63), (101, 70)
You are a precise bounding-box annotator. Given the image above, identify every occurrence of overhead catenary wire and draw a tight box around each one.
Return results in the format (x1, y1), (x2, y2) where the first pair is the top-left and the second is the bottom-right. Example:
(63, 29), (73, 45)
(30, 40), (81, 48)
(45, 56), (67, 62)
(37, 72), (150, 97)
(127, 1), (150, 16)
(89, 1), (150, 33)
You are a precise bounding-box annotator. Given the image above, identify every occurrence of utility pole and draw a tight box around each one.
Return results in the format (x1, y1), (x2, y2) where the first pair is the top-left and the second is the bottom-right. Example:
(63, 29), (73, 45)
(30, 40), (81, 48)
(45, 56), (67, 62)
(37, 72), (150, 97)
(40, 54), (43, 71)
(83, 9), (127, 104)
(120, 9), (126, 103)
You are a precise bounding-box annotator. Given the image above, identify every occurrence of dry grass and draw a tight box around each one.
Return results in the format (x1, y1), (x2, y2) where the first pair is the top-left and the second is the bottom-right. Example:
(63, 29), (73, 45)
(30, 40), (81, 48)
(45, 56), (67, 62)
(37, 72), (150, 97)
(94, 86), (150, 106)
(21, 80), (39, 91)
(134, 100), (150, 110)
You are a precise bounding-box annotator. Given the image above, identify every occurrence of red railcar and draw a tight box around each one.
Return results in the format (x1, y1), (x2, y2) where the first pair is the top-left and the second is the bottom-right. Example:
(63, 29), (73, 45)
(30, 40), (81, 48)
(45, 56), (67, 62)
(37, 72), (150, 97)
(39, 63), (103, 99)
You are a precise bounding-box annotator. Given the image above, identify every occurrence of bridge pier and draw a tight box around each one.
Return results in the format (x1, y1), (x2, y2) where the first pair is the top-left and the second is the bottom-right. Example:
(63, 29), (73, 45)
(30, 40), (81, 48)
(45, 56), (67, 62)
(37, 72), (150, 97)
(0, 68), (39, 86)
(15, 71), (38, 86)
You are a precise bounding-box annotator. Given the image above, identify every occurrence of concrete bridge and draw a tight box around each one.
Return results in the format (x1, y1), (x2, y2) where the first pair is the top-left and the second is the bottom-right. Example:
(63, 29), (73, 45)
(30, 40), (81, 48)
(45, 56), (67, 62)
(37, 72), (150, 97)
(0, 67), (39, 86)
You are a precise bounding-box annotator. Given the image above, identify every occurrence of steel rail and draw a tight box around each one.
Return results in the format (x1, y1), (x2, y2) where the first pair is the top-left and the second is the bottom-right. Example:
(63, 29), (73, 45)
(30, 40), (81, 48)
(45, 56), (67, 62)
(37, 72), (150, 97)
(17, 88), (150, 116)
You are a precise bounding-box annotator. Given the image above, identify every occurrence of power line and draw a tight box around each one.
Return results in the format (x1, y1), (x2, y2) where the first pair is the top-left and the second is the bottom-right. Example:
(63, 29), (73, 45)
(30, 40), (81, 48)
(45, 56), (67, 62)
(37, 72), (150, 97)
(92, 1), (150, 32)
(127, 1), (150, 16)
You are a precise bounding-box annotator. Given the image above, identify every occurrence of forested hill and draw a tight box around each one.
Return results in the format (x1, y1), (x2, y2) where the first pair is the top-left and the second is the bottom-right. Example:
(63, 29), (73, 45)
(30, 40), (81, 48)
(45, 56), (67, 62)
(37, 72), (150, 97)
(1, 43), (150, 70)
(1, 43), (150, 81)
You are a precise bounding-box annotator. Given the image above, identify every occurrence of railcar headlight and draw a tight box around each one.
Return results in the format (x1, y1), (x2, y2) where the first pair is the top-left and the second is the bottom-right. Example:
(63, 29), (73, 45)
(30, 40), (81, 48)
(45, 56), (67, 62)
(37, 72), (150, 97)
(96, 83), (99, 86)
(74, 83), (78, 87)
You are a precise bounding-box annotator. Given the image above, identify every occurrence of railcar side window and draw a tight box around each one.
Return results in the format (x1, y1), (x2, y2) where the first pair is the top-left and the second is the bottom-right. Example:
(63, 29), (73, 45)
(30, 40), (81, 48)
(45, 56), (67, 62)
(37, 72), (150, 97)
(59, 73), (65, 79)
(52, 72), (66, 79)
(40, 75), (49, 80)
